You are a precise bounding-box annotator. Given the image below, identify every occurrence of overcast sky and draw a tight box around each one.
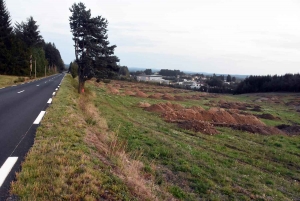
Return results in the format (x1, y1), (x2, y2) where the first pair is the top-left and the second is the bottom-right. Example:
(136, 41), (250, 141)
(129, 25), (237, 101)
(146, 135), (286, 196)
(6, 0), (300, 75)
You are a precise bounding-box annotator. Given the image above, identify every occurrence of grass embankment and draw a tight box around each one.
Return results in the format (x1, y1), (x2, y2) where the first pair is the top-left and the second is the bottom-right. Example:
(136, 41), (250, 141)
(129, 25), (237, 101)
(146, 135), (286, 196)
(11, 75), (154, 200)
(11, 78), (300, 200)
(0, 75), (27, 88)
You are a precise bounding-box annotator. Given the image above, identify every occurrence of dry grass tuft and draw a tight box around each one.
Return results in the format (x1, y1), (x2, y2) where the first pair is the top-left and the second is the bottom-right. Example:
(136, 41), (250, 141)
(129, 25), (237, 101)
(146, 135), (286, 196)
(82, 94), (160, 200)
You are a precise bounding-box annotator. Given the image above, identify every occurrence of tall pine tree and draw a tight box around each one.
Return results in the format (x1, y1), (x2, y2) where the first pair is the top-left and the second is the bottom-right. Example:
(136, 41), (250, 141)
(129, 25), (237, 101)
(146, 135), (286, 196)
(0, 0), (13, 74)
(69, 2), (119, 93)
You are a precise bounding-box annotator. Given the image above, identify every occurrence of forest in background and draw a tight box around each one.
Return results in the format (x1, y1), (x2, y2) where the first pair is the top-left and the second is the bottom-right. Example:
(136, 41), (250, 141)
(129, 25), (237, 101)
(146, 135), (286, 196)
(0, 0), (64, 77)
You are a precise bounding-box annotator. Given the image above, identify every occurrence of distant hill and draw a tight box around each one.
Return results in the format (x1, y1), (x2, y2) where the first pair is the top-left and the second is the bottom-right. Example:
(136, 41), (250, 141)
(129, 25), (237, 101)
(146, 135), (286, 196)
(128, 67), (248, 79)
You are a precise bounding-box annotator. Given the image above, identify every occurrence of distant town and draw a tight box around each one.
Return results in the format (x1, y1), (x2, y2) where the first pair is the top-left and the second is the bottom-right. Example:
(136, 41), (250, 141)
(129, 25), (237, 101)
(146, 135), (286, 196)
(119, 68), (240, 93)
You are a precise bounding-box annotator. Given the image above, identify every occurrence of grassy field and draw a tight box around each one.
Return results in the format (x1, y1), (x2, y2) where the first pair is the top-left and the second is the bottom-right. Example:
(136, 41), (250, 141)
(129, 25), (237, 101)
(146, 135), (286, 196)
(11, 76), (300, 200)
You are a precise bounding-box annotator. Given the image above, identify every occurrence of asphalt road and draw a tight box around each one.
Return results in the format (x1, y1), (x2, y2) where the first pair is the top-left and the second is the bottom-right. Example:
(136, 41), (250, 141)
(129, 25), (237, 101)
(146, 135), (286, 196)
(0, 73), (64, 199)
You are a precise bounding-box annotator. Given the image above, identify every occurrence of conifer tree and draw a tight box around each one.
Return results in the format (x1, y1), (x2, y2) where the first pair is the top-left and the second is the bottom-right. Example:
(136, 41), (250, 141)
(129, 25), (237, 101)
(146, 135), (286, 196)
(69, 2), (119, 93)
(0, 0), (13, 74)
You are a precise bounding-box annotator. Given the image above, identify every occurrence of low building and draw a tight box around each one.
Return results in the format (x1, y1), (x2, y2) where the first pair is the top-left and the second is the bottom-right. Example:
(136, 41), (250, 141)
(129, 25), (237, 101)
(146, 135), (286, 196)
(136, 75), (170, 84)
(136, 75), (162, 81)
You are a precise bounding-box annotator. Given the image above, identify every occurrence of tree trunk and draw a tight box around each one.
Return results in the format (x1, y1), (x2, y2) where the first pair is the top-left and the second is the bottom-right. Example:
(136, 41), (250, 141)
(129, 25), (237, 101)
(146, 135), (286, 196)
(78, 75), (85, 93)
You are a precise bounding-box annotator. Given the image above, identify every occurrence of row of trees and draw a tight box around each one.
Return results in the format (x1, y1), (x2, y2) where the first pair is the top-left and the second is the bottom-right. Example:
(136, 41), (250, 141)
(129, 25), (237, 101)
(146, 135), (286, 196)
(234, 74), (300, 94)
(0, 0), (64, 77)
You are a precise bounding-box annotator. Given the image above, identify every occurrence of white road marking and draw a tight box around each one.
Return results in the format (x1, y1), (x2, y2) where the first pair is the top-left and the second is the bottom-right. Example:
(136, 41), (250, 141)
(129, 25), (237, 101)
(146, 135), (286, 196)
(55, 88), (58, 91)
(12, 85), (17, 87)
(17, 90), (24, 94)
(0, 157), (18, 187)
(52, 92), (56, 96)
(33, 111), (46, 124)
(36, 85), (39, 86)
(47, 98), (52, 104)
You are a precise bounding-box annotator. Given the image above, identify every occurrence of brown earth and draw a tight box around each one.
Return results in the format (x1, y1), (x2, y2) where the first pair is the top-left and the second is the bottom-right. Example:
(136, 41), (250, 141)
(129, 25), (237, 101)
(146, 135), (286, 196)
(162, 94), (175, 100)
(138, 102), (151, 108)
(135, 91), (148, 98)
(276, 124), (300, 136)
(125, 90), (135, 96)
(145, 102), (283, 135)
(256, 113), (281, 120)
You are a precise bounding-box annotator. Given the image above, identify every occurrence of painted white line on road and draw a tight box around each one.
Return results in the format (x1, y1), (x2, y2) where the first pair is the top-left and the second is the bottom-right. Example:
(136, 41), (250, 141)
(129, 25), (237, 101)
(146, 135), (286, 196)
(47, 98), (52, 104)
(0, 157), (18, 187)
(33, 111), (46, 124)
(52, 92), (56, 96)
(12, 85), (17, 87)
(55, 88), (58, 91)
(36, 85), (39, 86)
(17, 90), (24, 94)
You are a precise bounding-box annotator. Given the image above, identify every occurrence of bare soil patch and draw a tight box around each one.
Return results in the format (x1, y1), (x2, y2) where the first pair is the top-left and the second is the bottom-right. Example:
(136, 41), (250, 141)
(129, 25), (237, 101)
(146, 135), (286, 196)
(276, 124), (300, 136)
(256, 113), (281, 120)
(145, 102), (283, 135)
(135, 91), (148, 98)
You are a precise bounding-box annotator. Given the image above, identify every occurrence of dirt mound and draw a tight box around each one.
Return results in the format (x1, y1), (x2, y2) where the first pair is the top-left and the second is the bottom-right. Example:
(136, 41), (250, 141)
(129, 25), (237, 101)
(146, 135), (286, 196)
(135, 91), (148, 98)
(276, 124), (300, 136)
(230, 113), (265, 126)
(107, 85), (119, 94)
(174, 95), (185, 101)
(228, 124), (284, 135)
(162, 94), (175, 100)
(145, 104), (165, 113)
(217, 100), (254, 111)
(138, 102), (151, 108)
(145, 102), (281, 135)
(148, 94), (161, 99)
(125, 90), (135, 96)
(190, 106), (205, 112)
(176, 120), (218, 135)
(165, 102), (184, 110)
(257, 113), (281, 120)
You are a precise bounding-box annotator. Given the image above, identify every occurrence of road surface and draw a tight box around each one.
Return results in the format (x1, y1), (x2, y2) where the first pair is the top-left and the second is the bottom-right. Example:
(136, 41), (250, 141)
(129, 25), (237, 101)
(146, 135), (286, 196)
(0, 73), (64, 199)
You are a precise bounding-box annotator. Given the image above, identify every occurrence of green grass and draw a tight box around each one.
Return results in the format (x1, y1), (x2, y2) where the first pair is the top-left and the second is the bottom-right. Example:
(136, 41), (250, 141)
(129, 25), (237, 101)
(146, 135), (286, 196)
(11, 79), (300, 200)
(91, 81), (300, 200)
(10, 75), (134, 200)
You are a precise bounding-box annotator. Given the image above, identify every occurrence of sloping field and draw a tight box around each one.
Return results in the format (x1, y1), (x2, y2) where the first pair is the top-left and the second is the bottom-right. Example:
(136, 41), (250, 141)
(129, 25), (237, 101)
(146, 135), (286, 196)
(11, 77), (300, 200)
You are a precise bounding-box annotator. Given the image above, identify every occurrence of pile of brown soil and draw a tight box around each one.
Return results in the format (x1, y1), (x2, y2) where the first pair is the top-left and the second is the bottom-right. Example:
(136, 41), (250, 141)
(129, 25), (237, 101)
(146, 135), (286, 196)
(138, 102), (151, 108)
(145, 103), (165, 113)
(276, 124), (300, 136)
(144, 102), (282, 135)
(135, 91), (148, 98)
(176, 120), (218, 135)
(257, 113), (281, 120)
(217, 100), (254, 111)
(125, 90), (135, 96)
(107, 85), (119, 94)
(228, 124), (284, 135)
(148, 93), (162, 99)
(162, 94), (175, 100)
(174, 95), (185, 101)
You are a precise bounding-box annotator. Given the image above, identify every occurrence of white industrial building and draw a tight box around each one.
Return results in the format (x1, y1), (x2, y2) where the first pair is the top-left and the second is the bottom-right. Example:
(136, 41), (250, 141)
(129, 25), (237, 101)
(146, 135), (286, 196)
(136, 75), (170, 84)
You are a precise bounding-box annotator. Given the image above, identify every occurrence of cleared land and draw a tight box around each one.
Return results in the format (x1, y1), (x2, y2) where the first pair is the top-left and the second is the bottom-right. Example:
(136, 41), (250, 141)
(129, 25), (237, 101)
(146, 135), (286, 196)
(11, 76), (300, 200)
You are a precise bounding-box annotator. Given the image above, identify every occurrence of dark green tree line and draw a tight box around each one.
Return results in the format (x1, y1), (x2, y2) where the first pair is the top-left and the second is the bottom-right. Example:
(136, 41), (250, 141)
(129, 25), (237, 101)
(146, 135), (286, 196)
(0, 0), (64, 76)
(234, 74), (300, 94)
